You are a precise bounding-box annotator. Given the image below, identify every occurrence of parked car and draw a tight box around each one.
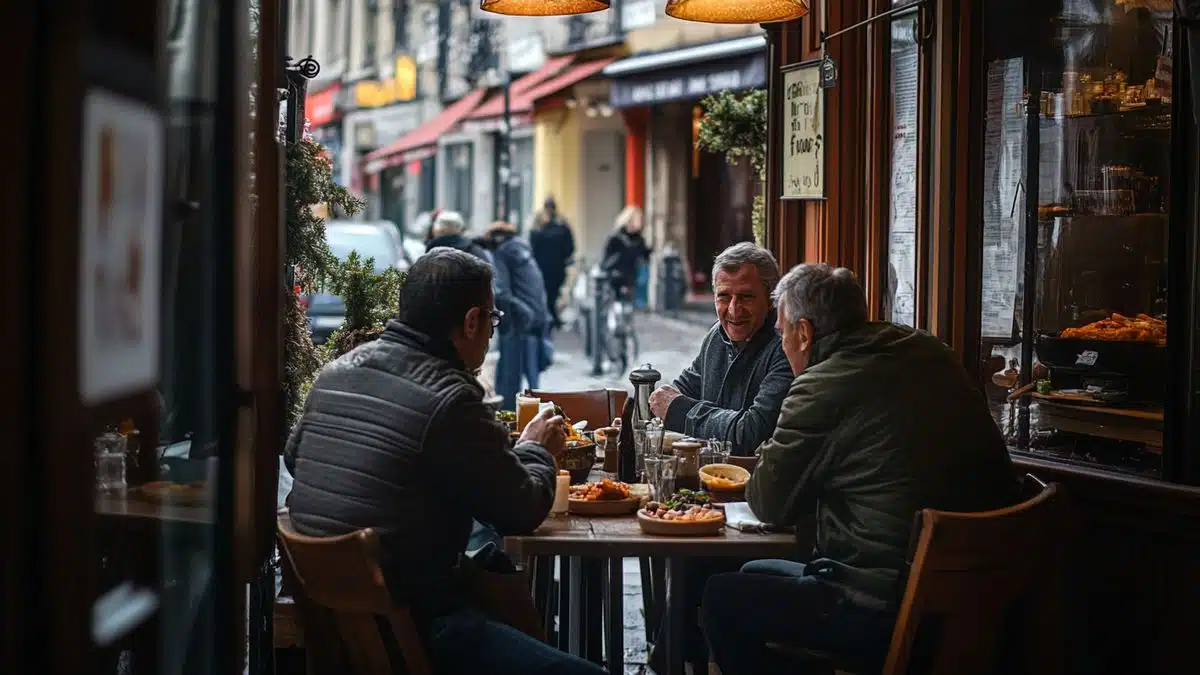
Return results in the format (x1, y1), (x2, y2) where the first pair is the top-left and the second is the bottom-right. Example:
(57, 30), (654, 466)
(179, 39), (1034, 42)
(305, 221), (408, 345)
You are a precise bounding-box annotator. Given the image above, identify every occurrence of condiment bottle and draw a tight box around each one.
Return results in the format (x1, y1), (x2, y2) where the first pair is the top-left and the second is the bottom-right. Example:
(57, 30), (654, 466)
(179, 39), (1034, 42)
(552, 470), (570, 514)
(598, 427), (620, 474)
(672, 440), (703, 492)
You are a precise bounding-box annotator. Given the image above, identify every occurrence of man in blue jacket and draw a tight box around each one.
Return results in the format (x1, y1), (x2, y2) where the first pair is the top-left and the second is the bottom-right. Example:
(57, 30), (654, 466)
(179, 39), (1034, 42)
(480, 220), (552, 409)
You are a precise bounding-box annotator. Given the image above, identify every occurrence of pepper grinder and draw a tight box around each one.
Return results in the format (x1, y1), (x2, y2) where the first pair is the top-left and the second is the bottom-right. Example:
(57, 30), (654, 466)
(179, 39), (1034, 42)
(619, 364), (661, 483)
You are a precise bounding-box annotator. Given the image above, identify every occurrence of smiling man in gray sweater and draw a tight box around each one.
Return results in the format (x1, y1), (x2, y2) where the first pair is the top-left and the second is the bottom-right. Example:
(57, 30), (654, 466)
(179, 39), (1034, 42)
(649, 242), (794, 456)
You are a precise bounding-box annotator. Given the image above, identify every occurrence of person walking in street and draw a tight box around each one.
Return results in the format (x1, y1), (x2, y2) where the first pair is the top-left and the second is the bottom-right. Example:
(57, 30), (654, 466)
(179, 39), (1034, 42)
(599, 205), (650, 300)
(701, 264), (1019, 675)
(285, 249), (605, 675)
(481, 220), (552, 409)
(425, 209), (492, 264)
(530, 196), (575, 331)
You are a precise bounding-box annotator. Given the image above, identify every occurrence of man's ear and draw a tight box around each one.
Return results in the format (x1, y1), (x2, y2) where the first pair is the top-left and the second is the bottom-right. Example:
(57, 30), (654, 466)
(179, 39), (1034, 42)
(463, 306), (482, 338)
(798, 319), (815, 352)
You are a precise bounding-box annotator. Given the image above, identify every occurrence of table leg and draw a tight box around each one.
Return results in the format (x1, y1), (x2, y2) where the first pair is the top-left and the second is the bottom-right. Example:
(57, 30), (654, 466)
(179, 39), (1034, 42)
(605, 557), (624, 675)
(584, 558), (604, 662)
(568, 556), (584, 656)
(558, 556), (572, 652)
(531, 555), (553, 642)
(665, 557), (686, 675)
(639, 556), (658, 645)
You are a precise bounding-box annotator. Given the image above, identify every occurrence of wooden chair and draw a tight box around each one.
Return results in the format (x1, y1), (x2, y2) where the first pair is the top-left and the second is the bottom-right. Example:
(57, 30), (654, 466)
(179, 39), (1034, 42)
(529, 388), (627, 428)
(770, 474), (1068, 675)
(277, 516), (434, 675)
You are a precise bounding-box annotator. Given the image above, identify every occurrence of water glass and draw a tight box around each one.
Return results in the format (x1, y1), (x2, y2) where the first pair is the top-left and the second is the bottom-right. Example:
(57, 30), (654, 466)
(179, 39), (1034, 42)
(643, 453), (679, 501)
(94, 432), (127, 492)
(700, 439), (732, 467)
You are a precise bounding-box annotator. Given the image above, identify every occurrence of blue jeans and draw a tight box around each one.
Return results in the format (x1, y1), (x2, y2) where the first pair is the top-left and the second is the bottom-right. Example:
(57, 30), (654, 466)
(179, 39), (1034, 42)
(424, 607), (605, 675)
(496, 331), (541, 410)
(701, 560), (896, 675)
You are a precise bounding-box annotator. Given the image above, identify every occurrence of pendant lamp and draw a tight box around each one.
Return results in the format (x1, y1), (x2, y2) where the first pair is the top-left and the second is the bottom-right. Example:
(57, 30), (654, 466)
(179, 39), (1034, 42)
(664, 0), (808, 24)
(480, 0), (610, 16)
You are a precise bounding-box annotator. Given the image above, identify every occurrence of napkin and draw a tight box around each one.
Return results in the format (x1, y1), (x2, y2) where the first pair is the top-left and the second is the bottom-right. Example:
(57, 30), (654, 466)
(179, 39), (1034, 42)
(722, 501), (767, 532)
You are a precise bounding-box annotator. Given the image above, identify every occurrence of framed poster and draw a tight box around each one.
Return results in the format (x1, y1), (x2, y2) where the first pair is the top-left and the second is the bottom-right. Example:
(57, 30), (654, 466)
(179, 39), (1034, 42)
(78, 88), (164, 405)
(780, 60), (825, 200)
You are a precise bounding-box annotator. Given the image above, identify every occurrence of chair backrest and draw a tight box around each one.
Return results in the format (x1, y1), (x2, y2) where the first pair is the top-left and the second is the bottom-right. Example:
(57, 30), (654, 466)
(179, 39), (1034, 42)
(883, 474), (1068, 675)
(529, 388), (627, 428)
(277, 515), (433, 675)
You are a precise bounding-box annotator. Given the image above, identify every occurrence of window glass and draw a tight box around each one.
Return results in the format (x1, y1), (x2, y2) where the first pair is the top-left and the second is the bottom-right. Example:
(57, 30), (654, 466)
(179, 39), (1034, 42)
(979, 0), (1172, 478)
(445, 141), (474, 222)
(887, 10), (920, 326)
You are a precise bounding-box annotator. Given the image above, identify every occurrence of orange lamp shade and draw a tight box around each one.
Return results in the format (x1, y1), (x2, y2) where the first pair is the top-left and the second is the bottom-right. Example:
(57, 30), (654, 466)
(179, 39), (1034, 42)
(480, 0), (610, 16)
(665, 0), (808, 23)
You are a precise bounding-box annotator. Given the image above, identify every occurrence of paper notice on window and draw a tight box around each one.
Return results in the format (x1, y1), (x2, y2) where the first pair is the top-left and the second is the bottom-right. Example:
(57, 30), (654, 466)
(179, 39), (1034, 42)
(888, 21), (920, 328)
(781, 62), (825, 200)
(980, 59), (1027, 339)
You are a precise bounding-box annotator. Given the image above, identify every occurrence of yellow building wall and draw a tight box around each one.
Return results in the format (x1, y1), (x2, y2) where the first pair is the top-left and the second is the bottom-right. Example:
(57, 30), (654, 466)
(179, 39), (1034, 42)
(533, 108), (582, 230)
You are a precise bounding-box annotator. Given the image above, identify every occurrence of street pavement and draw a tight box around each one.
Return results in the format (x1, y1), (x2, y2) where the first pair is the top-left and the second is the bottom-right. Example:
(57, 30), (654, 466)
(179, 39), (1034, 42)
(482, 311), (713, 673)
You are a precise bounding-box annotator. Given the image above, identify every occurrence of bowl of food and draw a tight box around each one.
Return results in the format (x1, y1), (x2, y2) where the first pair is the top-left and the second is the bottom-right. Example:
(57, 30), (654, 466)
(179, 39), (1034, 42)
(699, 463), (752, 502)
(637, 500), (725, 536)
(568, 479), (639, 515)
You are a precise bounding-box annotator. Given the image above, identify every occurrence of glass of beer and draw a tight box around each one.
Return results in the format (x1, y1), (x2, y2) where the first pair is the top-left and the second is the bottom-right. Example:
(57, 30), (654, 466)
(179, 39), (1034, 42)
(516, 395), (541, 432)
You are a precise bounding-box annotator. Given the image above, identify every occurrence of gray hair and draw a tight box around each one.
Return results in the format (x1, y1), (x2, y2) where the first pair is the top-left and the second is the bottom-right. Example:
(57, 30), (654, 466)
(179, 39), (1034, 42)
(711, 242), (782, 295)
(772, 264), (868, 337)
(432, 210), (466, 237)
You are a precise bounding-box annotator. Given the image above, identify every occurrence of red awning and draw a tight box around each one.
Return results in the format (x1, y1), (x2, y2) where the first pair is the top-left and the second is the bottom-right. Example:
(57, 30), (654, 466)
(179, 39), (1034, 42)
(465, 55), (576, 121)
(362, 88), (488, 174)
(525, 58), (616, 106)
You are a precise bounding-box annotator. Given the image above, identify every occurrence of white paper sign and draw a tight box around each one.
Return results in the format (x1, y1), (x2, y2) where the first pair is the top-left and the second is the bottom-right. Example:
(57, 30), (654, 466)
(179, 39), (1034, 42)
(79, 88), (164, 404)
(781, 62), (825, 200)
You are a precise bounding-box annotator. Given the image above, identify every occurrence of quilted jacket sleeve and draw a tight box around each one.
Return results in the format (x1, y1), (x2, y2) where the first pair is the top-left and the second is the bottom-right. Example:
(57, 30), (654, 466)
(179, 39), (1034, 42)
(426, 385), (557, 536)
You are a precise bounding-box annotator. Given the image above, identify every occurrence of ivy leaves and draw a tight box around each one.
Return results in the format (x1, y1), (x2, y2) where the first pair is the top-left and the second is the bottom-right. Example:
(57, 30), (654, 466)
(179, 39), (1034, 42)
(285, 139), (364, 292)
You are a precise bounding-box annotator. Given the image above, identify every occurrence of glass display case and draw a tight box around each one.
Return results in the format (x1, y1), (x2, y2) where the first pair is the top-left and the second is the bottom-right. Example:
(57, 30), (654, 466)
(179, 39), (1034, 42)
(979, 0), (1175, 478)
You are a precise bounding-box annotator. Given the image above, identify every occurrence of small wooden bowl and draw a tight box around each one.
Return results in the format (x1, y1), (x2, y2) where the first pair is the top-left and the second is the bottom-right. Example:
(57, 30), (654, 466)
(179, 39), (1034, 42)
(636, 510), (725, 536)
(568, 497), (640, 516)
(705, 486), (746, 504)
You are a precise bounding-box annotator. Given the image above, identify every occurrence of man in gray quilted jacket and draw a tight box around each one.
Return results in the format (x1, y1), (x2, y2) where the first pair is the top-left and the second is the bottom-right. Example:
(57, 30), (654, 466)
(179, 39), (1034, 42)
(286, 248), (605, 675)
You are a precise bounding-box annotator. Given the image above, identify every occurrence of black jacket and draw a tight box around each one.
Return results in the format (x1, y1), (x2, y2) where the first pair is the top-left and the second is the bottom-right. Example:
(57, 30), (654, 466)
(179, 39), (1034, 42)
(665, 313), (794, 456)
(284, 321), (556, 613)
(747, 322), (1019, 608)
(600, 227), (649, 287)
(530, 218), (575, 285)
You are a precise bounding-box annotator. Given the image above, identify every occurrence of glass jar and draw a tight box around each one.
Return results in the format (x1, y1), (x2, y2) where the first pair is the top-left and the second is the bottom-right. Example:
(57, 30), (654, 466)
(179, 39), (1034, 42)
(672, 440), (703, 491)
(94, 432), (127, 492)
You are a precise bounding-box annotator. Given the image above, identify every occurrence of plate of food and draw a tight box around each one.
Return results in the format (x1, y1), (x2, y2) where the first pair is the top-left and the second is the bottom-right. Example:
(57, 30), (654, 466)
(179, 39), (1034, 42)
(568, 479), (640, 515)
(134, 480), (210, 506)
(637, 499), (725, 536)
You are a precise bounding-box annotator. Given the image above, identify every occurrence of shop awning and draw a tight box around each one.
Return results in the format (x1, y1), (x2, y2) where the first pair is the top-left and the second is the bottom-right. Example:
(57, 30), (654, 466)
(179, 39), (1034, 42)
(462, 57), (616, 132)
(604, 35), (767, 109)
(526, 58), (616, 104)
(362, 88), (487, 174)
(466, 55), (576, 122)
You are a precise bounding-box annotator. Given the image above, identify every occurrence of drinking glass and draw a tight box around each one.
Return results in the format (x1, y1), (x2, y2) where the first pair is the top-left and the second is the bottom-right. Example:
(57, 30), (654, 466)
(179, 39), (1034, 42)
(700, 438), (732, 467)
(643, 453), (679, 501)
(516, 395), (541, 431)
(94, 432), (127, 492)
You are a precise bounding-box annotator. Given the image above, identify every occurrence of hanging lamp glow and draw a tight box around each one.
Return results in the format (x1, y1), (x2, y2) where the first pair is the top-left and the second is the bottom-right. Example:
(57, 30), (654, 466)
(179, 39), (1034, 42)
(664, 0), (808, 24)
(480, 0), (610, 16)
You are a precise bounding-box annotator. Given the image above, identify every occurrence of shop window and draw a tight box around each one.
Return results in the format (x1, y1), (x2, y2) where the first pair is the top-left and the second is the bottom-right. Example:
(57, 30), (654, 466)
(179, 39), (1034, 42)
(363, 0), (379, 69)
(417, 155), (437, 215)
(446, 142), (474, 222)
(979, 0), (1173, 478)
(510, 136), (535, 229)
(886, 8), (921, 327)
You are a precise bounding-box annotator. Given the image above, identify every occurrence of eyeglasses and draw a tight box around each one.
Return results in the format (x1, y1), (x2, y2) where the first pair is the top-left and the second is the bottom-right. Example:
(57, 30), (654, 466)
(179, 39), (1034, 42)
(488, 308), (504, 328)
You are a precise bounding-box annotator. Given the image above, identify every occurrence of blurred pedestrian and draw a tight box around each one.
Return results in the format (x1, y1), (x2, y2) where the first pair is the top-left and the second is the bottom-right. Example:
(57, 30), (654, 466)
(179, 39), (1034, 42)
(600, 205), (650, 301)
(426, 210), (492, 264)
(530, 196), (575, 331)
(480, 220), (552, 409)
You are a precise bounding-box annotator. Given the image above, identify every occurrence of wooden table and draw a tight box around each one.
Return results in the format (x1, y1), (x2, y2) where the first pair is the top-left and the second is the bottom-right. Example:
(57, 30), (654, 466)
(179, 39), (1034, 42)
(505, 514), (797, 675)
(95, 492), (214, 526)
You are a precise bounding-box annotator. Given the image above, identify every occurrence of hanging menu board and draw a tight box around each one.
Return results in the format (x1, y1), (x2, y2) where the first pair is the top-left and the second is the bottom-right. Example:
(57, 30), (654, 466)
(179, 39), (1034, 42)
(980, 59), (1027, 340)
(780, 61), (825, 200)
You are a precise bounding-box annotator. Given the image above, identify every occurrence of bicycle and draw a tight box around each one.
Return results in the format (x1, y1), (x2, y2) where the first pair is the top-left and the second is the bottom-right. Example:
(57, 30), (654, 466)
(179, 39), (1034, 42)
(595, 272), (639, 376)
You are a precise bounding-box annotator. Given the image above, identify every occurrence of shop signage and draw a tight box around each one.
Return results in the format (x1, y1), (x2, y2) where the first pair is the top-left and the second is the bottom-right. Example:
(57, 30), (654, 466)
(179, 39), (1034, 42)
(79, 88), (164, 404)
(609, 53), (767, 108)
(354, 55), (418, 109)
(305, 83), (341, 127)
(780, 61), (825, 200)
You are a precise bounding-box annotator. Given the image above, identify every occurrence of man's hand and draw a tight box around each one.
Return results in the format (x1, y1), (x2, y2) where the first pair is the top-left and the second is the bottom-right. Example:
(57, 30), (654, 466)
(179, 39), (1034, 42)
(649, 385), (683, 419)
(518, 407), (567, 457)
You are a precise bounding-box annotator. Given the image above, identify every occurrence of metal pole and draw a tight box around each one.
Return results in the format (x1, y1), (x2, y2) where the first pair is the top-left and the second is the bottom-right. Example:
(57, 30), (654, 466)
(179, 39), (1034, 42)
(500, 70), (512, 223)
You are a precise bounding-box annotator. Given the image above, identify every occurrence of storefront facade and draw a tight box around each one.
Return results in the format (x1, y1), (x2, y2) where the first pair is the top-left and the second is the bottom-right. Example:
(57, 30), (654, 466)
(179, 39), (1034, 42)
(765, 1), (1200, 672)
(607, 35), (768, 296)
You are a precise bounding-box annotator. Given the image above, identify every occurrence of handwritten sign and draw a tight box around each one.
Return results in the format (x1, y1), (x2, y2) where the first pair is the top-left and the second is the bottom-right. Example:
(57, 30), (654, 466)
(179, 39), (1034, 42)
(781, 62), (825, 200)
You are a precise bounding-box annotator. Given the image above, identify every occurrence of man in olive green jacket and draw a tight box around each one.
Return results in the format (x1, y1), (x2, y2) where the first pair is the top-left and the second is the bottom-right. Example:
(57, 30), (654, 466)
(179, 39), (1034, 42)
(702, 264), (1019, 675)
